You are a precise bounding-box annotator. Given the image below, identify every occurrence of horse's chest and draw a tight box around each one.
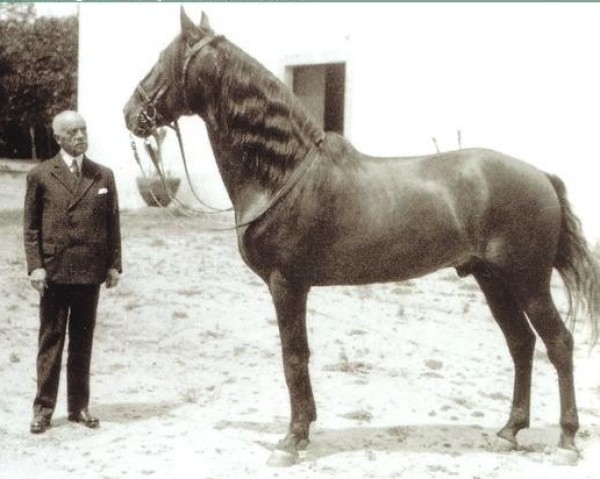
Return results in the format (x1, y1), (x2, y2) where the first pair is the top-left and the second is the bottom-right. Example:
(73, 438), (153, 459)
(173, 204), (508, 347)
(237, 222), (314, 279)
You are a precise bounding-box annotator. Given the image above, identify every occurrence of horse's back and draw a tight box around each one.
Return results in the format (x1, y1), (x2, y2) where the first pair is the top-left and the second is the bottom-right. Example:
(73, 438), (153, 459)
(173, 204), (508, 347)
(316, 138), (560, 242)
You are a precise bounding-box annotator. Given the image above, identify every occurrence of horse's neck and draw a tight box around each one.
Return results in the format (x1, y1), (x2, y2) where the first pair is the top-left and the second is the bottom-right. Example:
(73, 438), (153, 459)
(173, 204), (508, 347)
(202, 103), (314, 216)
(203, 121), (283, 225)
(195, 47), (323, 222)
(204, 124), (242, 200)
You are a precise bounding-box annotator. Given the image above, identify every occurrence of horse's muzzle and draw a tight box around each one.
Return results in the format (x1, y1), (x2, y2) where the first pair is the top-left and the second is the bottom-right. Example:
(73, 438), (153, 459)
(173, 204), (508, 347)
(123, 104), (153, 139)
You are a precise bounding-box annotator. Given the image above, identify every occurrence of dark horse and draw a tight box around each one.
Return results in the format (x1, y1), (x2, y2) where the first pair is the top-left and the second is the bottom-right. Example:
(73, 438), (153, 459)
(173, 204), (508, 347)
(124, 9), (600, 464)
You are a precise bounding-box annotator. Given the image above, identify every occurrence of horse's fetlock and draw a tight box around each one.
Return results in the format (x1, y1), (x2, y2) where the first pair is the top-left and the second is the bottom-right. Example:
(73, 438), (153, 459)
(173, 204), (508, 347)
(561, 417), (579, 436)
(285, 353), (308, 368)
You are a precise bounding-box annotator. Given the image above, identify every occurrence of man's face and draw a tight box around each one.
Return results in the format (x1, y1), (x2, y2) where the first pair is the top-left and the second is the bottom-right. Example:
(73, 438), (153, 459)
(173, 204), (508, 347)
(55, 115), (88, 157)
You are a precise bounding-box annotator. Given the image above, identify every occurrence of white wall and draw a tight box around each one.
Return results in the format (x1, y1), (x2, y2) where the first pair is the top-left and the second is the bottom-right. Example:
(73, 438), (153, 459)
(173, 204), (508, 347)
(78, 2), (600, 241)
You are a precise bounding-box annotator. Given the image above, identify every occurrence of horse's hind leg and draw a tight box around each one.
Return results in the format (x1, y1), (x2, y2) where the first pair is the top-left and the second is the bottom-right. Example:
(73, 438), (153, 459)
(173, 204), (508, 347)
(473, 267), (536, 446)
(516, 288), (579, 451)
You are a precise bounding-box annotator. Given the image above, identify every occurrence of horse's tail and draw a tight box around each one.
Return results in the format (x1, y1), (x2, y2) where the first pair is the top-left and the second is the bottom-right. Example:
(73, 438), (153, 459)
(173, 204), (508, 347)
(548, 173), (600, 346)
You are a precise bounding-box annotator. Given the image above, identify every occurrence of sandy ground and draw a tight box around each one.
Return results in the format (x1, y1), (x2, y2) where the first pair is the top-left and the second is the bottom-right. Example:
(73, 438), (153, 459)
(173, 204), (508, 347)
(1, 172), (599, 478)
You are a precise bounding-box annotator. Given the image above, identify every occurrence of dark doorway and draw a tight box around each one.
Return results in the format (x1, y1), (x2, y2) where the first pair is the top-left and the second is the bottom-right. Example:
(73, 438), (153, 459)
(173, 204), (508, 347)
(290, 63), (346, 135)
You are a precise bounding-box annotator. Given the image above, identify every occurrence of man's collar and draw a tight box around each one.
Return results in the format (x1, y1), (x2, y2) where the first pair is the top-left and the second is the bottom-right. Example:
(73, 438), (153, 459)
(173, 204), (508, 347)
(60, 150), (83, 167)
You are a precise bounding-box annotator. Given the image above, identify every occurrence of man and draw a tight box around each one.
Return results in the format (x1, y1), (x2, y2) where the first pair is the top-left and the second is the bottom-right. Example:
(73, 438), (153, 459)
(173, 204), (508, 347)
(23, 110), (122, 434)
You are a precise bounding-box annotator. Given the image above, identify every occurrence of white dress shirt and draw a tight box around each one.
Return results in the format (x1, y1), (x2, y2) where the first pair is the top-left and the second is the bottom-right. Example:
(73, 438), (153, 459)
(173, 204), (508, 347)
(61, 150), (83, 173)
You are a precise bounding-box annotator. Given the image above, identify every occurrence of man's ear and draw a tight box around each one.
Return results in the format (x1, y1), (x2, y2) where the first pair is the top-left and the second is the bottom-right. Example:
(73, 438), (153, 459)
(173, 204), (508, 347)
(180, 7), (213, 46)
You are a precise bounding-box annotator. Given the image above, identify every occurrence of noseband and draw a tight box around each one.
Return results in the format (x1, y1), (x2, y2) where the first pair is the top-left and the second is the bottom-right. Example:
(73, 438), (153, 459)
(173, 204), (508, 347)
(135, 83), (170, 134)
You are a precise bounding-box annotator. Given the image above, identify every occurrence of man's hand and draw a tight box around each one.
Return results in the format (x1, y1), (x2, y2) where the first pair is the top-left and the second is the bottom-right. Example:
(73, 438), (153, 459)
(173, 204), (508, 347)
(106, 268), (120, 289)
(29, 268), (47, 295)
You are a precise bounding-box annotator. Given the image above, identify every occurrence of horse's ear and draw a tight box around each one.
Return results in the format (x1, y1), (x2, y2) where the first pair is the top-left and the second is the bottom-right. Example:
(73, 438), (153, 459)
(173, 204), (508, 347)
(180, 6), (203, 45)
(200, 12), (212, 31)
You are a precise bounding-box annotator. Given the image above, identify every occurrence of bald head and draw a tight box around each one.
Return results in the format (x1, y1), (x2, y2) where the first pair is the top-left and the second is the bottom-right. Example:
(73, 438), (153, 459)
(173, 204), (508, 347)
(52, 110), (88, 157)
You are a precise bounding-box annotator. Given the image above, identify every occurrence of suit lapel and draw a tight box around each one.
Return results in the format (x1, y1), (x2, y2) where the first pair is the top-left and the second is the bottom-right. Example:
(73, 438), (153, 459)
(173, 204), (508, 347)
(49, 155), (78, 193)
(69, 157), (101, 210)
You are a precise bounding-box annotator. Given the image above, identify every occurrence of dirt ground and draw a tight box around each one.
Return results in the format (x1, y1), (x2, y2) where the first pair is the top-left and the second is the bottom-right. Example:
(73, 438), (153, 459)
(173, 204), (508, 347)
(1, 196), (599, 478)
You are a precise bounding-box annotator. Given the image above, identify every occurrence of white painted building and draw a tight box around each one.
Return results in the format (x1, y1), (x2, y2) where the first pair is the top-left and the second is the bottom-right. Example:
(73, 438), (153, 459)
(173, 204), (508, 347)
(78, 2), (600, 241)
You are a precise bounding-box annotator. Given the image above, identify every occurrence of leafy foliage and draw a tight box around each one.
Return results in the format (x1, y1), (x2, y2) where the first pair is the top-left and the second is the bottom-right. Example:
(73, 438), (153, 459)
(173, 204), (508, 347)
(0, 4), (78, 158)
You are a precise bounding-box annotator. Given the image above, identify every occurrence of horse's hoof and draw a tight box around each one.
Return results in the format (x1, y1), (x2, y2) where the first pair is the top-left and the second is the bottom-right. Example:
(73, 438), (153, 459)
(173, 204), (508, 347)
(551, 447), (580, 466)
(490, 435), (517, 452)
(297, 438), (309, 450)
(266, 449), (300, 467)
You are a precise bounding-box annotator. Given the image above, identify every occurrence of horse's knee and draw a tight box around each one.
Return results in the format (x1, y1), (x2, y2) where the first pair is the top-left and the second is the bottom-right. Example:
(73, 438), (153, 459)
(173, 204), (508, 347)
(510, 328), (536, 361)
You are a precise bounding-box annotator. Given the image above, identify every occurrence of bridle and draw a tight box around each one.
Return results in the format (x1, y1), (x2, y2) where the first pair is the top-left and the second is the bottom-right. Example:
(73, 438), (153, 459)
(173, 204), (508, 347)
(134, 33), (223, 134)
(132, 32), (231, 215)
(134, 82), (170, 136)
(181, 33), (223, 111)
(130, 31), (325, 230)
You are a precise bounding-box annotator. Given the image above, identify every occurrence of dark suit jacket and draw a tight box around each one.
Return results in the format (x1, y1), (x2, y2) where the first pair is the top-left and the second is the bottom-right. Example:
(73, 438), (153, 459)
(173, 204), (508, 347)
(23, 154), (122, 284)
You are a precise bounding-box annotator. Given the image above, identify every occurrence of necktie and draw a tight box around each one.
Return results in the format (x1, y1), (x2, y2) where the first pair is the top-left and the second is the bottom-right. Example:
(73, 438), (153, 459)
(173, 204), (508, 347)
(71, 159), (80, 178)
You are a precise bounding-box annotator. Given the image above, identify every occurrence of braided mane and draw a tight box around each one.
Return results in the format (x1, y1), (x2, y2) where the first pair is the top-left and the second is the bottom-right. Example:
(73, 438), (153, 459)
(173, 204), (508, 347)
(208, 40), (324, 187)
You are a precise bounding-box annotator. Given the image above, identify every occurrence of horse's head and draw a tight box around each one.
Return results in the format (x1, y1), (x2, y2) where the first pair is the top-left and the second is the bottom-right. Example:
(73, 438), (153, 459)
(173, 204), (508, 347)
(123, 8), (219, 138)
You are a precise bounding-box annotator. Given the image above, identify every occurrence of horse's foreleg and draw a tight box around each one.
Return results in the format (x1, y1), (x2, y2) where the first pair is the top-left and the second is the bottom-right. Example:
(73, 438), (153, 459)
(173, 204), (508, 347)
(473, 269), (536, 447)
(269, 271), (315, 455)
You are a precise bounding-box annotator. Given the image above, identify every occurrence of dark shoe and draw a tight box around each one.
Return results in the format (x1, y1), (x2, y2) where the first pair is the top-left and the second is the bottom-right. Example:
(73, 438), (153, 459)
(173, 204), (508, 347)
(68, 409), (99, 429)
(30, 415), (51, 434)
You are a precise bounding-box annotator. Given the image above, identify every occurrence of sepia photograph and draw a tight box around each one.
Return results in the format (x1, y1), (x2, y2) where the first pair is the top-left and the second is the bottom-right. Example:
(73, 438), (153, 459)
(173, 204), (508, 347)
(1, 1), (599, 477)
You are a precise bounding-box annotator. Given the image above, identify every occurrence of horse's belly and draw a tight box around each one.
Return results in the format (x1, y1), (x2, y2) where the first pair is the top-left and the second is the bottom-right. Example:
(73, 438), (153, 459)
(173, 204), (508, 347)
(307, 223), (469, 286)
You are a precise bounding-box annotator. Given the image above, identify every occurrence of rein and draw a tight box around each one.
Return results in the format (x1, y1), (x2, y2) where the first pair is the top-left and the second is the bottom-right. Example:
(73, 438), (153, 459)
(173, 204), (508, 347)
(129, 128), (229, 217)
(170, 120), (233, 214)
(133, 32), (231, 215)
(130, 31), (324, 230)
(129, 130), (323, 231)
(129, 132), (178, 217)
(233, 139), (323, 230)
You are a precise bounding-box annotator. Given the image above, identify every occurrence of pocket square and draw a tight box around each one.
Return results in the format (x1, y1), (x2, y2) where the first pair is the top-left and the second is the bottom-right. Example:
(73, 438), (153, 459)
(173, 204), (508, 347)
(98, 187), (108, 195)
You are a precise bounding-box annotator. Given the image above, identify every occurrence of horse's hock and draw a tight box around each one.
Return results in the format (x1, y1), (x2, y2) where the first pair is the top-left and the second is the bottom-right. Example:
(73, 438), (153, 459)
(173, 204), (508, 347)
(136, 176), (181, 207)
